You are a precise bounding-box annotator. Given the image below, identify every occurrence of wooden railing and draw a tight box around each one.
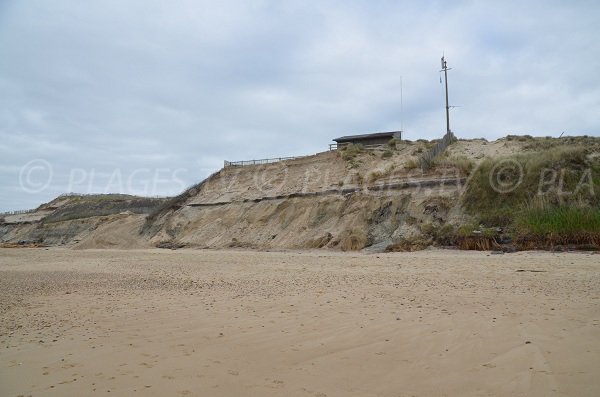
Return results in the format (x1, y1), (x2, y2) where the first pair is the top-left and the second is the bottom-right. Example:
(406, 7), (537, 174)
(0, 209), (36, 216)
(224, 156), (307, 168)
(226, 142), (393, 168)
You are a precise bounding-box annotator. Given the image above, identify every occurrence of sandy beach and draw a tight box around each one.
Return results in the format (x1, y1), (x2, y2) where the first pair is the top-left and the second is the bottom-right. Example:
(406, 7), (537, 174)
(1, 248), (598, 396)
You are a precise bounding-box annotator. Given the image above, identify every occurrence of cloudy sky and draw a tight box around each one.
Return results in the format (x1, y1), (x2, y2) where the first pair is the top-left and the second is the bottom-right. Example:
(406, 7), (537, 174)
(1, 0), (599, 211)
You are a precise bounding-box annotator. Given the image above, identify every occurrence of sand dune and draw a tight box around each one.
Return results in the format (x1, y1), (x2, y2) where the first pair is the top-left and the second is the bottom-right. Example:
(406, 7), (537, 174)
(1, 248), (599, 396)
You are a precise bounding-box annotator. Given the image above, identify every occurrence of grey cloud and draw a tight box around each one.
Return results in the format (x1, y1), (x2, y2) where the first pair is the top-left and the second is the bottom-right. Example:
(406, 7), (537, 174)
(1, 0), (599, 211)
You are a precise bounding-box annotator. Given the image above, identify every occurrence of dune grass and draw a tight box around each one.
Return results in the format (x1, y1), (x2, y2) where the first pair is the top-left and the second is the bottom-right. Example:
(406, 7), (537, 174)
(404, 158), (420, 170)
(517, 206), (600, 235)
(463, 146), (599, 226)
(431, 155), (475, 175)
(340, 143), (364, 161)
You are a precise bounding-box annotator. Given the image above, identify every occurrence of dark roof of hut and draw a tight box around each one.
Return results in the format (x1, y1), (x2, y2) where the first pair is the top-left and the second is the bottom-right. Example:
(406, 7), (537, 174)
(333, 131), (401, 143)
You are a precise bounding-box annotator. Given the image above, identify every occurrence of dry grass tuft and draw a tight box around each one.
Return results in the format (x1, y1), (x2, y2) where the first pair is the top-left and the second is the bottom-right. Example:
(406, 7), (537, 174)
(404, 158), (421, 170)
(339, 229), (369, 251)
(431, 155), (475, 175)
(303, 232), (333, 248)
(385, 237), (431, 252)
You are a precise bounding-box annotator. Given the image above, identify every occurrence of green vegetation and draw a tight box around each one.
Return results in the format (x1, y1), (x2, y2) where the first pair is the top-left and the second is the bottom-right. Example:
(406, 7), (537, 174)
(57, 193), (138, 202)
(423, 223), (458, 246)
(506, 134), (534, 142)
(464, 146), (599, 225)
(454, 224), (499, 238)
(501, 135), (600, 154)
(387, 137), (401, 149)
(517, 206), (600, 236)
(340, 143), (364, 169)
(340, 143), (364, 161)
(514, 205), (600, 249)
(461, 145), (600, 248)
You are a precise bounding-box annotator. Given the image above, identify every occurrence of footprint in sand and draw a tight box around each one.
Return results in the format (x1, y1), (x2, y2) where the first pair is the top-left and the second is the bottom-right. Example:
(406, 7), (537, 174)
(302, 388), (328, 397)
(263, 378), (285, 389)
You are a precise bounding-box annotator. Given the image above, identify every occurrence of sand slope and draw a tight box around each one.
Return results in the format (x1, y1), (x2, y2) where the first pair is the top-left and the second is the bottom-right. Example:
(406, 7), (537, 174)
(74, 214), (149, 249)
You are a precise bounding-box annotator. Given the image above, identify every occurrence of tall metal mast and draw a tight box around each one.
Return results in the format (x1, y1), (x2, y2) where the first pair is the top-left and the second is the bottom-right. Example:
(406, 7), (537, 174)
(441, 56), (451, 135)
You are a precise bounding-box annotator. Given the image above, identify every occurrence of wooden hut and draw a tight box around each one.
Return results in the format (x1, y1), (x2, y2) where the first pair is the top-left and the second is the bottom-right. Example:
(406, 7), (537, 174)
(332, 131), (401, 148)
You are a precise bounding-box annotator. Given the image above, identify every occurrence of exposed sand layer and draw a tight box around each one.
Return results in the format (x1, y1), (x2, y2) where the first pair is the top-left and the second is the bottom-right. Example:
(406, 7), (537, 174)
(1, 248), (599, 396)
(5, 137), (600, 252)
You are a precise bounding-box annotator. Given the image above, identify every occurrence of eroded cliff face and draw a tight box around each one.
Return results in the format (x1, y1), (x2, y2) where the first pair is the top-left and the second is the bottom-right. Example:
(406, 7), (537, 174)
(168, 193), (462, 250)
(5, 137), (567, 251)
(0, 214), (150, 249)
(0, 195), (162, 249)
(142, 142), (466, 250)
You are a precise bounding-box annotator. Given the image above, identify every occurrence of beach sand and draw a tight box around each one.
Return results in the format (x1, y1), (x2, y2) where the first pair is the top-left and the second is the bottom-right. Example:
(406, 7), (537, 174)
(1, 248), (598, 396)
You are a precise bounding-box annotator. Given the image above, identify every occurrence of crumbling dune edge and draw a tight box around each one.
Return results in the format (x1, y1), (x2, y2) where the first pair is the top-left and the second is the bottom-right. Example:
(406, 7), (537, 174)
(3, 136), (600, 251)
(187, 178), (466, 207)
